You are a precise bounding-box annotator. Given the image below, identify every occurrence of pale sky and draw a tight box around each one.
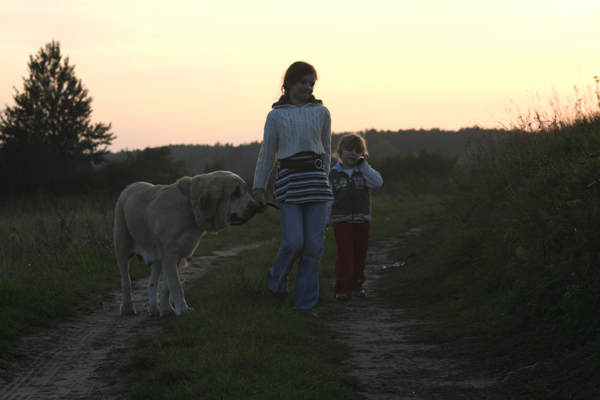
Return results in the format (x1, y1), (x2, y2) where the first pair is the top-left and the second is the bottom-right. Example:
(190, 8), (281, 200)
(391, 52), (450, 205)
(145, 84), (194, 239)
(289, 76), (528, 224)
(1, 0), (599, 151)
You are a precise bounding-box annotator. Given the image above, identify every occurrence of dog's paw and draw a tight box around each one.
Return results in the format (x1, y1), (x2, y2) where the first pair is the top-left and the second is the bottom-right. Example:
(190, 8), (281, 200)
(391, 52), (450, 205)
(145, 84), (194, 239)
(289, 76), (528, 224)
(175, 306), (194, 316)
(120, 304), (137, 316)
(159, 304), (176, 317)
(147, 303), (161, 317)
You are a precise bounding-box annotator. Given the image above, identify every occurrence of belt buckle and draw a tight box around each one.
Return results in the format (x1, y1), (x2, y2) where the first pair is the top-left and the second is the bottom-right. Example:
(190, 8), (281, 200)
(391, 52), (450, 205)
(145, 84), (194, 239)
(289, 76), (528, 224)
(314, 158), (324, 170)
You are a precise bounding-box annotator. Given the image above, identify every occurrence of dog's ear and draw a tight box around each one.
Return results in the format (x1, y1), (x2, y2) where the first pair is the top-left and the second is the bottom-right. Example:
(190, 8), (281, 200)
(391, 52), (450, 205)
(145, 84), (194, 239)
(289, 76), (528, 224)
(189, 175), (209, 226)
(199, 186), (221, 220)
(189, 173), (230, 232)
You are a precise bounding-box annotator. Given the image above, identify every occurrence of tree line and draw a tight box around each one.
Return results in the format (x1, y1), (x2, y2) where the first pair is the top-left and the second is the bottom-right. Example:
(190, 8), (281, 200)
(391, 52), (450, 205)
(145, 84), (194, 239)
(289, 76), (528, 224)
(107, 126), (492, 182)
(0, 40), (498, 199)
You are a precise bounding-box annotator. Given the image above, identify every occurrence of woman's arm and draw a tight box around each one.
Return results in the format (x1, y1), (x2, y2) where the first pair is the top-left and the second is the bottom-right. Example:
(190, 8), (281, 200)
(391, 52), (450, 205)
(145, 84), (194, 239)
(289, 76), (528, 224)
(252, 111), (279, 193)
(321, 108), (332, 173)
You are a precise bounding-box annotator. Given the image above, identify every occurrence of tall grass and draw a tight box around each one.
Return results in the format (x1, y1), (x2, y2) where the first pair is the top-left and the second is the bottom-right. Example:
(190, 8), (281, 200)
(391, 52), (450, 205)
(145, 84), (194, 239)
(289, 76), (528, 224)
(499, 75), (600, 132)
(431, 76), (600, 347)
(370, 150), (460, 197)
(0, 194), (149, 356)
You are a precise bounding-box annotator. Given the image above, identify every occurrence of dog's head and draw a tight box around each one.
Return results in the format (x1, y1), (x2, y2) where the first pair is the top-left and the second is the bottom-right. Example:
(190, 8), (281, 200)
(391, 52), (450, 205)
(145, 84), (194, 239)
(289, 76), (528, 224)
(185, 171), (260, 233)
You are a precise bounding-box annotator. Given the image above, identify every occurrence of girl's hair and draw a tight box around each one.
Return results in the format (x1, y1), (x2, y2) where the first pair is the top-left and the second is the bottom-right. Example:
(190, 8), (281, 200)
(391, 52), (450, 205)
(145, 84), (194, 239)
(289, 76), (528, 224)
(281, 61), (318, 95)
(336, 133), (368, 159)
(272, 61), (322, 108)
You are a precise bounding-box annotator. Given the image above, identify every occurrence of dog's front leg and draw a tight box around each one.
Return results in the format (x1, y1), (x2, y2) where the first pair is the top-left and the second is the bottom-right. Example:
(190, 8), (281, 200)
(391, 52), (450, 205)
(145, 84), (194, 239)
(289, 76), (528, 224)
(158, 276), (176, 317)
(161, 255), (194, 316)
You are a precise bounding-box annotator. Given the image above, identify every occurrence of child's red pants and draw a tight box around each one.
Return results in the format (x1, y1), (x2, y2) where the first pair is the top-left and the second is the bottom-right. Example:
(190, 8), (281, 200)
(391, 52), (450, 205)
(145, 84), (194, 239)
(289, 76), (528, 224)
(332, 221), (371, 297)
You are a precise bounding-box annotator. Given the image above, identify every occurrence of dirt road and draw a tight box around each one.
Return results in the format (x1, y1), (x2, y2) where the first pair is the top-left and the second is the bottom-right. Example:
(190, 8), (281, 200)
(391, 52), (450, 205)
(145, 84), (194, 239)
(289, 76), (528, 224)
(1, 234), (505, 399)
(323, 229), (505, 400)
(0, 244), (259, 400)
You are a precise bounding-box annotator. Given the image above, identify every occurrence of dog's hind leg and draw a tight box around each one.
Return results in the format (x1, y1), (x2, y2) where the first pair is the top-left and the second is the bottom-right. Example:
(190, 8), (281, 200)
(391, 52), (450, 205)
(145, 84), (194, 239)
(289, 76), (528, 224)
(147, 261), (162, 317)
(115, 201), (137, 315)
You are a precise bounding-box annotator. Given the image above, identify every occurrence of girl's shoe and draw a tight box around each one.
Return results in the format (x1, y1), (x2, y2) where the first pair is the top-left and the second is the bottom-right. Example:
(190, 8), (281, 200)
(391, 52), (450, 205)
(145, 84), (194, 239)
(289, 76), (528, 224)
(270, 292), (286, 306)
(297, 310), (319, 318)
(352, 290), (366, 298)
(335, 293), (350, 301)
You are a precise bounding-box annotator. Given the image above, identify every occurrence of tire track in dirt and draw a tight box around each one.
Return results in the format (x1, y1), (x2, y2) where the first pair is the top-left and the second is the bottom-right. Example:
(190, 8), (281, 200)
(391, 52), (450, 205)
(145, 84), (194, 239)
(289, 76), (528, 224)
(323, 228), (506, 400)
(2, 232), (507, 400)
(0, 242), (267, 400)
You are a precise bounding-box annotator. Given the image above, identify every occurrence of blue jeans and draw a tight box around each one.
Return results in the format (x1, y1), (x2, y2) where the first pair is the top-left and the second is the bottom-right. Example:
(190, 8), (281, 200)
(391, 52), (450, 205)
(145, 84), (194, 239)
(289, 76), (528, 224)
(267, 202), (327, 315)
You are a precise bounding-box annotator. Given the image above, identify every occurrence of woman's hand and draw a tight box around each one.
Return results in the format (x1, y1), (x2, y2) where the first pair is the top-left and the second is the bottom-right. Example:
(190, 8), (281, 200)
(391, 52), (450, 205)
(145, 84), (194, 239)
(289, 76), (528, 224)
(254, 193), (268, 214)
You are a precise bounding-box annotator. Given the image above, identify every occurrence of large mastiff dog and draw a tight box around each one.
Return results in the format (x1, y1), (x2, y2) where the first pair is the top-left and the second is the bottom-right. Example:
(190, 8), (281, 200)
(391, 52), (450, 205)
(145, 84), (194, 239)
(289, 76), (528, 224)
(114, 171), (260, 317)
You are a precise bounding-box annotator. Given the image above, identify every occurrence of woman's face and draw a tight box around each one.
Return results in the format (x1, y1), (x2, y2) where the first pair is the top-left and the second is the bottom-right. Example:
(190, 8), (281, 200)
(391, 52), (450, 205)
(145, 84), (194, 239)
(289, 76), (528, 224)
(288, 73), (316, 107)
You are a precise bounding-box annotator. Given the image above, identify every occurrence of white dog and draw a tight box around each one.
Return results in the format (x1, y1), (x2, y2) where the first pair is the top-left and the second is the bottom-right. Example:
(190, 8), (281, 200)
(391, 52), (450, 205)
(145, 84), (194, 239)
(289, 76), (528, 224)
(114, 171), (260, 317)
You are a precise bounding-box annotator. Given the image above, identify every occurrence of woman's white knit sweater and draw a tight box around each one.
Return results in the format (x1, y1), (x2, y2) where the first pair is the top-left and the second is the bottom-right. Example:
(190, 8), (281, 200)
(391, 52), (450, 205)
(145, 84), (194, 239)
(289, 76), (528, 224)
(253, 102), (331, 193)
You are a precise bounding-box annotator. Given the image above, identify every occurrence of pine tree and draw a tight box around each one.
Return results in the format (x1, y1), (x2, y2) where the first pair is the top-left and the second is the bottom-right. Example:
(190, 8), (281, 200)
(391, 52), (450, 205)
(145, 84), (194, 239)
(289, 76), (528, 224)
(0, 40), (114, 194)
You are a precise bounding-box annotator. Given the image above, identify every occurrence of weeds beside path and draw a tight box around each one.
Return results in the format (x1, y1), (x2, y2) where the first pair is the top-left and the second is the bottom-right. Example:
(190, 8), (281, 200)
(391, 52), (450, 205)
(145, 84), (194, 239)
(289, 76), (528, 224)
(4, 226), (578, 400)
(337, 223), (600, 400)
(1, 230), (508, 400)
(0, 241), (271, 400)
(323, 228), (506, 400)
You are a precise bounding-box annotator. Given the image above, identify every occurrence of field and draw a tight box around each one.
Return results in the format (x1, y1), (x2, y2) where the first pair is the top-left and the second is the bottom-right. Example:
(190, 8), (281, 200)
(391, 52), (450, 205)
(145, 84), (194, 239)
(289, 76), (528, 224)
(1, 80), (599, 398)
(0, 192), (445, 399)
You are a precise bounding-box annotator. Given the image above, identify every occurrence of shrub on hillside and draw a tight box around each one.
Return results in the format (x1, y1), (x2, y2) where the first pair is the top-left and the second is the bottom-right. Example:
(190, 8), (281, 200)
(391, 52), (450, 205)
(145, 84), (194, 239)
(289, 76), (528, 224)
(435, 78), (600, 347)
(370, 150), (460, 196)
(95, 146), (188, 192)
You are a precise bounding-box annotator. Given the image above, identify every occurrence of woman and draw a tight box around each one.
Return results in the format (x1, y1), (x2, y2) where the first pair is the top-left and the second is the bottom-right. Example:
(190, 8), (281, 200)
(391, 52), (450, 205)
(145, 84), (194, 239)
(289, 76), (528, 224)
(253, 61), (333, 317)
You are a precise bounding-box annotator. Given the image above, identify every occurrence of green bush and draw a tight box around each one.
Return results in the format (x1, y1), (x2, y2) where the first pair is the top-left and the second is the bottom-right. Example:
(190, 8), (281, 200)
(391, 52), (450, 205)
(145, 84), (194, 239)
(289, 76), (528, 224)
(371, 150), (460, 197)
(431, 80), (600, 347)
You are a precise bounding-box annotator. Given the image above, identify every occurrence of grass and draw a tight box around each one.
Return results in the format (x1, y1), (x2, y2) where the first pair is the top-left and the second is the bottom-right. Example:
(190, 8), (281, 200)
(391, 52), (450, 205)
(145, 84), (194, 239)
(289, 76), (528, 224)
(369, 193), (444, 242)
(124, 193), (442, 399)
(0, 192), (279, 357)
(191, 206), (282, 256)
(373, 76), (600, 399)
(0, 194), (149, 356)
(438, 105), (600, 346)
(128, 242), (356, 400)
(4, 75), (598, 397)
(0, 185), (443, 398)
(377, 218), (600, 399)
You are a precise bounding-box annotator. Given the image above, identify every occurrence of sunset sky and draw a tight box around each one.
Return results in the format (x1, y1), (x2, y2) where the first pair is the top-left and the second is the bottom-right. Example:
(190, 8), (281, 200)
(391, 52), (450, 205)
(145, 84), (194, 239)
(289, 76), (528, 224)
(1, 0), (599, 152)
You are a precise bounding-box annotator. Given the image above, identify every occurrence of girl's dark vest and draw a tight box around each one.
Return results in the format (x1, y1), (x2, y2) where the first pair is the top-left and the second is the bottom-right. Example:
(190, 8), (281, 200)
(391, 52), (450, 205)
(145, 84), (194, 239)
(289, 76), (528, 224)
(329, 169), (371, 222)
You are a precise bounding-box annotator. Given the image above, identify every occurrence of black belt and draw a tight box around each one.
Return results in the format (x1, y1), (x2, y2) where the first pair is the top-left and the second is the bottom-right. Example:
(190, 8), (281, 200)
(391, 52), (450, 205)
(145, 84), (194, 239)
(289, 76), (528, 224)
(279, 154), (325, 171)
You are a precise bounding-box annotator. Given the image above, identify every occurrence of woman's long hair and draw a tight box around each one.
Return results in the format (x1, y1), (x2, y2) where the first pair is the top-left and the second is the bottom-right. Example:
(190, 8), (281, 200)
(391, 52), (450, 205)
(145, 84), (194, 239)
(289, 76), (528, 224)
(272, 61), (322, 108)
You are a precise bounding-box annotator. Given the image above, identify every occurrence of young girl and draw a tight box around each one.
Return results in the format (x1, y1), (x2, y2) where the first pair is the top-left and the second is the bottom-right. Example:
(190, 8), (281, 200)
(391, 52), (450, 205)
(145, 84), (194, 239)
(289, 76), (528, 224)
(326, 133), (383, 300)
(253, 61), (333, 317)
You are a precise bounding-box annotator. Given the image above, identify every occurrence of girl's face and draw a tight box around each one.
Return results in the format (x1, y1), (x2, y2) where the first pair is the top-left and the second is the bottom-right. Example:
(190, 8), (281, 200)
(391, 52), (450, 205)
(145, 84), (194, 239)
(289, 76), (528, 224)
(288, 73), (316, 107)
(340, 146), (364, 169)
